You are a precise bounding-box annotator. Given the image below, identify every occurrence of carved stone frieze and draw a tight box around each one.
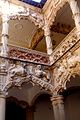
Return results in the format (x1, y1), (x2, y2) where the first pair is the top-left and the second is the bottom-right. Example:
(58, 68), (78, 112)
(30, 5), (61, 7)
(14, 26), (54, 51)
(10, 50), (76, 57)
(0, 58), (53, 95)
(52, 41), (80, 93)
(8, 44), (50, 65)
(9, 7), (44, 28)
(0, 1), (44, 28)
(50, 27), (80, 65)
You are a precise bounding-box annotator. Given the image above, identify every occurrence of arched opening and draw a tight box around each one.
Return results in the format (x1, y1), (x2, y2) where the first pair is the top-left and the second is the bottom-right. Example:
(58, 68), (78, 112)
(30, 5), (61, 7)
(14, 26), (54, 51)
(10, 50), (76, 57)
(6, 83), (53, 120)
(33, 94), (54, 120)
(63, 75), (80, 120)
(6, 97), (27, 120)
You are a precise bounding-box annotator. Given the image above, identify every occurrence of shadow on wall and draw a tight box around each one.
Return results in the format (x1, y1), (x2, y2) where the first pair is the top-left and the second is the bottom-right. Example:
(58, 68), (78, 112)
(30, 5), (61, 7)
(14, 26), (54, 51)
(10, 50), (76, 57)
(63, 75), (80, 120)
(33, 94), (55, 120)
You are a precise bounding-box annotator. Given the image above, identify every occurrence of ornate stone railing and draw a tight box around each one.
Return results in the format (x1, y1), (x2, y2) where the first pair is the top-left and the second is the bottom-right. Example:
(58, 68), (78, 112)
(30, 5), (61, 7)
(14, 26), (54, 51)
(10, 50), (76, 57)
(0, 27), (79, 67)
(8, 44), (50, 65)
(50, 27), (80, 65)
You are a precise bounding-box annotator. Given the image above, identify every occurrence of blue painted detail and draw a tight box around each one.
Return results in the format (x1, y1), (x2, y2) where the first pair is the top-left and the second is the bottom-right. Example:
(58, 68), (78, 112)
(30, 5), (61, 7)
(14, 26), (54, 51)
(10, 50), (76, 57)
(19, 0), (47, 8)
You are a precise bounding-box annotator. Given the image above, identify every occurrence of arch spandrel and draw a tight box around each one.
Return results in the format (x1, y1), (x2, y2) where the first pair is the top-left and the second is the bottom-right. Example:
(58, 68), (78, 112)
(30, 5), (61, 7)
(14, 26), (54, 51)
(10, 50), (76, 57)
(0, 0), (44, 28)
(52, 42), (80, 94)
(0, 58), (54, 96)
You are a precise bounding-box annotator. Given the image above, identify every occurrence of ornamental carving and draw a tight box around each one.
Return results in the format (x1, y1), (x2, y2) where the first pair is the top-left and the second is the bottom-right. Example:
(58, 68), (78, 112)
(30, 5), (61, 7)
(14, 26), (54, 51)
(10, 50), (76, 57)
(8, 45), (50, 65)
(9, 7), (44, 28)
(53, 43), (80, 93)
(0, 58), (53, 95)
(50, 27), (80, 64)
(0, 1), (44, 28)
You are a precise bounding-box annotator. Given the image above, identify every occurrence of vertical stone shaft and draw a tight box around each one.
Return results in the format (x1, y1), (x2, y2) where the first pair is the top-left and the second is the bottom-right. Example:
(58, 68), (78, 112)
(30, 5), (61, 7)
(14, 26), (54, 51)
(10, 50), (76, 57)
(51, 95), (65, 120)
(1, 14), (9, 56)
(0, 94), (6, 120)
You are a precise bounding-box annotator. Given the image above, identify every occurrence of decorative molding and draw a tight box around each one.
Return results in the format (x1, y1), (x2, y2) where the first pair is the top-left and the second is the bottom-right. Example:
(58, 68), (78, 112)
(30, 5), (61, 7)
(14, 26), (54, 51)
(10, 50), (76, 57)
(9, 7), (44, 28)
(15, 23), (23, 30)
(52, 41), (80, 94)
(43, 0), (68, 26)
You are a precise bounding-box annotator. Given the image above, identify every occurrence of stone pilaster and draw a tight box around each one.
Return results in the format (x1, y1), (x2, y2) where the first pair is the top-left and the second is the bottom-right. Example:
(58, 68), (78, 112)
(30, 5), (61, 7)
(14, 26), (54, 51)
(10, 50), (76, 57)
(0, 94), (6, 120)
(26, 107), (34, 120)
(68, 0), (80, 30)
(1, 14), (9, 57)
(51, 95), (65, 120)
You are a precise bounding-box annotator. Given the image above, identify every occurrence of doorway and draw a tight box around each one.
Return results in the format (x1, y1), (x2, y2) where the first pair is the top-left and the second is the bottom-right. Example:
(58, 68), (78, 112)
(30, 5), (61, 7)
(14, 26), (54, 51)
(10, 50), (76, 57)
(6, 97), (26, 120)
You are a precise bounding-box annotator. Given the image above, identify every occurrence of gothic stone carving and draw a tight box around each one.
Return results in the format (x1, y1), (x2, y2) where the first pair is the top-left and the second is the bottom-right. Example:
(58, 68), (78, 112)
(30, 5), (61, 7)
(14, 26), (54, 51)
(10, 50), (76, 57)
(50, 27), (80, 65)
(8, 45), (50, 65)
(43, 0), (68, 26)
(53, 44), (80, 92)
(0, 58), (53, 95)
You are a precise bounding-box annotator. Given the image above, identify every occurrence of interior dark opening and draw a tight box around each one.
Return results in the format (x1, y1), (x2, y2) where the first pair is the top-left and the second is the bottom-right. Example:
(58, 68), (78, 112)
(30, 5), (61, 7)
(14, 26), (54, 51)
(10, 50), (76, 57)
(6, 98), (26, 120)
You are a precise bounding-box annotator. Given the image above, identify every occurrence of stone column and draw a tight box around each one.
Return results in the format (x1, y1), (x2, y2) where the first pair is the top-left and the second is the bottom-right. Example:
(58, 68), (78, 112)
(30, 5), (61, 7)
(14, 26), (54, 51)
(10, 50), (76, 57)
(51, 95), (65, 120)
(43, 19), (53, 55)
(27, 107), (34, 120)
(0, 94), (6, 120)
(68, 0), (80, 30)
(1, 14), (9, 56)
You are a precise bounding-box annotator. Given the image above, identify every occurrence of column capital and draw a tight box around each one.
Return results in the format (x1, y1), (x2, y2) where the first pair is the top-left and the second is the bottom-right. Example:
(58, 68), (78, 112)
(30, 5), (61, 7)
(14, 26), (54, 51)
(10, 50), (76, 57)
(51, 94), (65, 120)
(51, 95), (64, 104)
(43, 25), (51, 36)
(1, 14), (9, 22)
(0, 94), (6, 99)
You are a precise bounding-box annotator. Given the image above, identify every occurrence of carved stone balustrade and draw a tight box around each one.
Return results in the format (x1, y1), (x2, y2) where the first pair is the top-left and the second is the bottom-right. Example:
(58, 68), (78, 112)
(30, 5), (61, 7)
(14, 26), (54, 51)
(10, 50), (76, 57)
(7, 44), (50, 65)
(50, 27), (80, 65)
(52, 40), (80, 93)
